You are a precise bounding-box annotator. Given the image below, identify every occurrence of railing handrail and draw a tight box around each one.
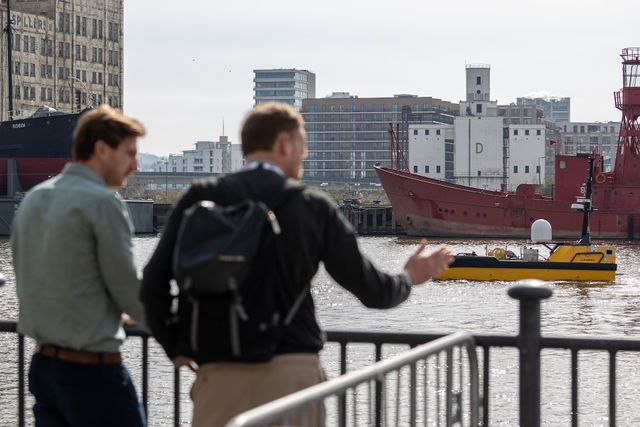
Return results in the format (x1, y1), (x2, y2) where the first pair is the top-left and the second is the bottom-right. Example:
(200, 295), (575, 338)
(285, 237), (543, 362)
(225, 331), (479, 427)
(5, 320), (640, 350)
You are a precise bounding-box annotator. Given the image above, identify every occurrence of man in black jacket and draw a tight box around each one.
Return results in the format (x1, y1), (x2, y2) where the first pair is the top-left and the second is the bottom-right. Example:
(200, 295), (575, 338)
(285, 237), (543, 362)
(141, 102), (452, 427)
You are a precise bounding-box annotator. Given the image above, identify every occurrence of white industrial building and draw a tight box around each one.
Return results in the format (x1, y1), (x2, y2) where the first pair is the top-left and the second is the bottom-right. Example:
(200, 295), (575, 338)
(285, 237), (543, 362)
(409, 65), (546, 191)
(153, 136), (244, 174)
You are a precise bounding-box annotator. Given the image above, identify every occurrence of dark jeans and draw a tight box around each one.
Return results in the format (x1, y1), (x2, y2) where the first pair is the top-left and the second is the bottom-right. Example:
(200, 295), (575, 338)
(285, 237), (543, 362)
(28, 352), (146, 427)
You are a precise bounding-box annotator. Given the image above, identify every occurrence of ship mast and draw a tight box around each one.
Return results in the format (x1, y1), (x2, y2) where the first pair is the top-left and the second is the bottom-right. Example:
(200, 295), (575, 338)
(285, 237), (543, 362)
(577, 156), (594, 245)
(4, 0), (14, 120)
(613, 47), (640, 184)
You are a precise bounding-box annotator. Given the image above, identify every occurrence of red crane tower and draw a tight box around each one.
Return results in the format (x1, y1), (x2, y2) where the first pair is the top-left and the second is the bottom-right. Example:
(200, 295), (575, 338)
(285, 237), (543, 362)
(613, 47), (640, 184)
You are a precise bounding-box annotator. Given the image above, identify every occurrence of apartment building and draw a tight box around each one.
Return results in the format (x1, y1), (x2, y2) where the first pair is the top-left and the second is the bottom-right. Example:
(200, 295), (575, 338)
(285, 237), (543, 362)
(557, 121), (620, 170)
(253, 68), (315, 111)
(0, 0), (123, 120)
(516, 96), (571, 122)
(152, 136), (243, 174)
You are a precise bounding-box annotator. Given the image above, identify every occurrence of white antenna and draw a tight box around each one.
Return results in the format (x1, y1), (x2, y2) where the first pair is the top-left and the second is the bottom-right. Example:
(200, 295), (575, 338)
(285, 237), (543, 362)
(222, 117), (225, 137)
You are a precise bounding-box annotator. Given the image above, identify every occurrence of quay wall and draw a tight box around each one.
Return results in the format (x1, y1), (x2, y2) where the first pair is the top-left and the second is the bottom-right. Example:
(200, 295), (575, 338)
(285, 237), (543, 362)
(0, 198), (154, 236)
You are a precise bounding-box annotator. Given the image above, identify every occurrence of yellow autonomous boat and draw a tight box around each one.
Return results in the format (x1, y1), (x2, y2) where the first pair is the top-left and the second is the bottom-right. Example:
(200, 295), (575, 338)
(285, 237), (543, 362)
(436, 157), (617, 282)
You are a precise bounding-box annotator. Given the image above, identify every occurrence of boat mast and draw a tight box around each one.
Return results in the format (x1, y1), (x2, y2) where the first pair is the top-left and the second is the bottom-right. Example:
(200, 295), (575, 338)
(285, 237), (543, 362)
(578, 156), (595, 245)
(4, 0), (13, 120)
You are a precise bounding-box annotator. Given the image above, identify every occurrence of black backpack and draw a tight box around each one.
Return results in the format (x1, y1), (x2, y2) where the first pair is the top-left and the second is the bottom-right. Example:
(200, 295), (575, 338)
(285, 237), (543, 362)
(172, 184), (306, 362)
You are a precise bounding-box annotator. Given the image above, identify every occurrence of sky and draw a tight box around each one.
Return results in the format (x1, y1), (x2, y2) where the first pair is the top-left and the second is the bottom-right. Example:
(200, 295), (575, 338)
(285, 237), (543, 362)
(123, 0), (640, 157)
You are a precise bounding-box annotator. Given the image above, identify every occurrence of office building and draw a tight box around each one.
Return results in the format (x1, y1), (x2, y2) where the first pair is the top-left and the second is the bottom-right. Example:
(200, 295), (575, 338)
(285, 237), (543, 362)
(0, 0), (124, 120)
(301, 93), (458, 181)
(253, 68), (315, 111)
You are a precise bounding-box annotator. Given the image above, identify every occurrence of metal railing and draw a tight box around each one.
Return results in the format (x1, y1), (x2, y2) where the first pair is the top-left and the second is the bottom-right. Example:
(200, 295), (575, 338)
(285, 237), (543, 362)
(3, 282), (640, 426)
(226, 331), (479, 427)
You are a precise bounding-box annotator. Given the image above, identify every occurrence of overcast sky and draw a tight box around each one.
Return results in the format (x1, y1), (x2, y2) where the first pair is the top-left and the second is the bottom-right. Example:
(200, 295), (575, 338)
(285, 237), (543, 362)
(123, 0), (639, 156)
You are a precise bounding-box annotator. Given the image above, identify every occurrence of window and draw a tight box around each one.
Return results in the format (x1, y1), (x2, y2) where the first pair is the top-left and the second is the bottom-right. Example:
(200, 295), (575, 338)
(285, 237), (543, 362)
(76, 15), (81, 35)
(514, 129), (518, 136)
(92, 18), (97, 38)
(75, 45), (80, 60)
(15, 34), (20, 51)
(98, 73), (103, 84)
(436, 165), (441, 173)
(413, 165), (418, 173)
(436, 129), (441, 135)
(525, 166), (530, 173)
(513, 166), (518, 173)
(425, 129), (429, 135)
(525, 129), (529, 136)
(82, 17), (87, 36)
(92, 71), (97, 84)
(15, 61), (20, 75)
(477, 170), (481, 176)
(425, 165), (429, 173)
(536, 129), (541, 136)
(413, 129), (418, 135)
(92, 47), (97, 62)
(99, 20), (103, 39)
(30, 64), (35, 77)
(536, 165), (541, 173)
(23, 35), (28, 52)
(15, 86), (20, 99)
(476, 104), (482, 114)
(476, 76), (481, 85)
(82, 45), (87, 61)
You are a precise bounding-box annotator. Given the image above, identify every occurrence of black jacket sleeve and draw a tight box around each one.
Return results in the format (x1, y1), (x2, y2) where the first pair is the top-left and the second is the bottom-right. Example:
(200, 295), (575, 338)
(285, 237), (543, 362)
(140, 186), (202, 359)
(314, 192), (412, 308)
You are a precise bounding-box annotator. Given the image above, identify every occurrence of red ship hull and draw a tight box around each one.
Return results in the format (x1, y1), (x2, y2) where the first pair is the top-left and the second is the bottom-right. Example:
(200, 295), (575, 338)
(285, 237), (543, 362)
(376, 160), (640, 239)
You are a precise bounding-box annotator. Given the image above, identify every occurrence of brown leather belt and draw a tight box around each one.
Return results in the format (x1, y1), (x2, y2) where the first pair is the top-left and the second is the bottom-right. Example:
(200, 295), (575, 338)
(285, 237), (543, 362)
(39, 344), (122, 365)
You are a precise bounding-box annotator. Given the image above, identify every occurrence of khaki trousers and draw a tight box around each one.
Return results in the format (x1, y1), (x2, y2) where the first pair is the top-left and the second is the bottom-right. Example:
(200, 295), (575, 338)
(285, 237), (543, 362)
(191, 353), (326, 427)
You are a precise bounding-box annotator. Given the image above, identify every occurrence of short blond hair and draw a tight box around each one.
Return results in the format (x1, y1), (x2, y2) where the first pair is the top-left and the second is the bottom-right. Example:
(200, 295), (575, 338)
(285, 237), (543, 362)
(72, 105), (145, 160)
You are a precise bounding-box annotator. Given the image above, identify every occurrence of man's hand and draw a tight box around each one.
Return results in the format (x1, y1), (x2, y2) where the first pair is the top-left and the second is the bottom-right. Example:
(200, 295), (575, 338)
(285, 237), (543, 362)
(173, 356), (198, 372)
(121, 313), (137, 326)
(403, 241), (453, 285)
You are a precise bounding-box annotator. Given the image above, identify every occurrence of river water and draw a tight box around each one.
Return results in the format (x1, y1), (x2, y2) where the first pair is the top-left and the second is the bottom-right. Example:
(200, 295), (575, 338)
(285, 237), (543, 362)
(2, 236), (640, 425)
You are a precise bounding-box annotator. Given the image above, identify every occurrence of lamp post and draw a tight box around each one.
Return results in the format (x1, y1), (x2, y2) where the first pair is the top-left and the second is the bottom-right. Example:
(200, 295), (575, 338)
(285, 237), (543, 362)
(164, 159), (169, 198)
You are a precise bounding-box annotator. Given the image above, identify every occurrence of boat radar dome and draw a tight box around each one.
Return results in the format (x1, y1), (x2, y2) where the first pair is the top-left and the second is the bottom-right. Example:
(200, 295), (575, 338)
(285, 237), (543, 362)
(531, 219), (552, 242)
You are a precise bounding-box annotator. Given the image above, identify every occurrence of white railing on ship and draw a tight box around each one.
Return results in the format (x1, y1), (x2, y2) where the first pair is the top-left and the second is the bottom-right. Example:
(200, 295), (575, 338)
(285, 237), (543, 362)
(226, 331), (480, 427)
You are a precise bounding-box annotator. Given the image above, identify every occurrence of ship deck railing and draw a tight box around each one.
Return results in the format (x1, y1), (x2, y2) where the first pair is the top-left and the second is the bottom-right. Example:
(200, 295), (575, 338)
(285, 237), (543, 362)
(3, 281), (640, 426)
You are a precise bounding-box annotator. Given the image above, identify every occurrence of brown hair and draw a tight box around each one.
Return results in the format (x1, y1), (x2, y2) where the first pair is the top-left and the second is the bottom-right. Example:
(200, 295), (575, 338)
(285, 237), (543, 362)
(240, 102), (304, 155)
(72, 104), (146, 160)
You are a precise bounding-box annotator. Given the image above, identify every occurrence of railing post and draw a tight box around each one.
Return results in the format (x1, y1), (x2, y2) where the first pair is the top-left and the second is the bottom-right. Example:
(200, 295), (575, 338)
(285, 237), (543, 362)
(508, 280), (552, 427)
